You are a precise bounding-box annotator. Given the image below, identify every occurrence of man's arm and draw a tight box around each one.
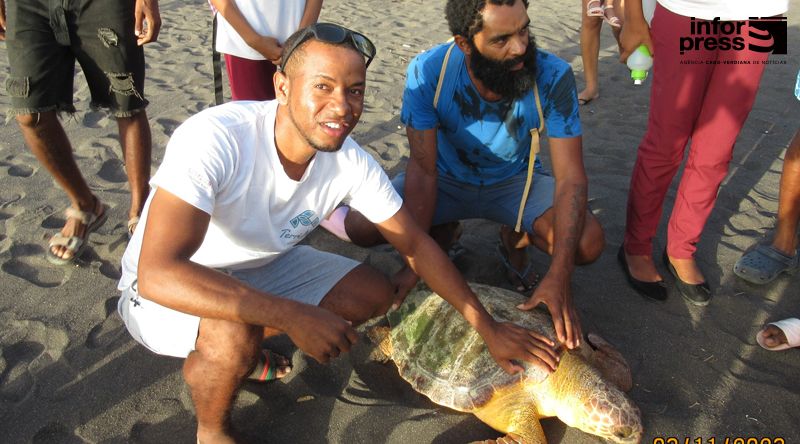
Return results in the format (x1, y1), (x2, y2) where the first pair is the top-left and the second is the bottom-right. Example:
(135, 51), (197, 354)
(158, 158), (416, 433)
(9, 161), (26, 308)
(134, 0), (161, 45)
(298, 0), (323, 28)
(376, 206), (560, 375)
(137, 189), (358, 363)
(209, 0), (282, 63)
(518, 136), (586, 349)
(619, 0), (652, 62)
(404, 126), (440, 232)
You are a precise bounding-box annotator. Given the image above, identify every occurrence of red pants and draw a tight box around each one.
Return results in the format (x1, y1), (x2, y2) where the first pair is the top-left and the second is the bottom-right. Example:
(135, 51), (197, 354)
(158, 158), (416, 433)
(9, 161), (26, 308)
(624, 4), (769, 259)
(224, 53), (277, 101)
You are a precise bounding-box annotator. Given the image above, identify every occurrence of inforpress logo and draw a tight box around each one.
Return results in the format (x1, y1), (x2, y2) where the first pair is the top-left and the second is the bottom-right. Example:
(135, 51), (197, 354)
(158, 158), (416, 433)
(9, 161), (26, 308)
(680, 17), (787, 55)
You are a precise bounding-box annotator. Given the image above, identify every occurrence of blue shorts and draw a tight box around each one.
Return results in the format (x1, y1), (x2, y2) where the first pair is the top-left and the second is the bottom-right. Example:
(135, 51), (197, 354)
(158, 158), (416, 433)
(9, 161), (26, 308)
(392, 170), (556, 233)
(118, 246), (359, 358)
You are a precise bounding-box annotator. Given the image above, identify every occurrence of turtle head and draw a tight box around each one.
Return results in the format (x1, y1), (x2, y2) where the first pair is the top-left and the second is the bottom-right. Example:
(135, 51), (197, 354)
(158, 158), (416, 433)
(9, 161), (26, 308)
(571, 380), (643, 443)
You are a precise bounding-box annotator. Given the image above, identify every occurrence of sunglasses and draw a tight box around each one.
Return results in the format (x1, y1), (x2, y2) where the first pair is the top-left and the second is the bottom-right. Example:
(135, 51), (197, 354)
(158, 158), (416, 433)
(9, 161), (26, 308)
(280, 23), (376, 70)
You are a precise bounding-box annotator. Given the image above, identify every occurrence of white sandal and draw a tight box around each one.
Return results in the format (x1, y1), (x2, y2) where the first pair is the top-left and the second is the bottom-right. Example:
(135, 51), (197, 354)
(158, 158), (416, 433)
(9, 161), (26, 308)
(756, 318), (800, 351)
(46, 201), (109, 265)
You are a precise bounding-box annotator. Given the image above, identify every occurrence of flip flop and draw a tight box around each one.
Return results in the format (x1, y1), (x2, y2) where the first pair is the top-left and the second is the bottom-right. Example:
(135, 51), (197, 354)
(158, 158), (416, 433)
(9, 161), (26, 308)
(756, 318), (800, 351)
(578, 96), (597, 106)
(46, 200), (109, 265)
(248, 349), (292, 382)
(586, 0), (603, 16)
(734, 243), (800, 284)
(496, 244), (539, 292)
(602, 5), (622, 28)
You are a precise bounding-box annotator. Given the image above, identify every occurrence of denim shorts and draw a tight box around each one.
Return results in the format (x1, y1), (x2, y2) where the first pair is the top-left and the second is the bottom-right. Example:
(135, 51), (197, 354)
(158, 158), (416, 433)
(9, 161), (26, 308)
(392, 169), (556, 233)
(4, 0), (148, 117)
(117, 246), (359, 358)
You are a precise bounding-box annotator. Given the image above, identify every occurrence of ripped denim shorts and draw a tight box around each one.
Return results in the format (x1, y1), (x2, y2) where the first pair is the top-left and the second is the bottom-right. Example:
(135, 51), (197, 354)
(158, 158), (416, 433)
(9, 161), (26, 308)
(4, 0), (148, 118)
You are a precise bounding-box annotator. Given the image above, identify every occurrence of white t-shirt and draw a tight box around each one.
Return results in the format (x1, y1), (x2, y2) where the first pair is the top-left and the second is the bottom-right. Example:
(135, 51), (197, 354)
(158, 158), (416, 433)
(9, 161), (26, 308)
(215, 0), (306, 60)
(657, 0), (788, 21)
(119, 100), (402, 290)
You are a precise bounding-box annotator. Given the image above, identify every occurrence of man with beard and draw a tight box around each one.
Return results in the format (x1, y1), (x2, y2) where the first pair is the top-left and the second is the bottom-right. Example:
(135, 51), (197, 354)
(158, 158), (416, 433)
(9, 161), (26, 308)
(326, 0), (604, 351)
(116, 23), (560, 443)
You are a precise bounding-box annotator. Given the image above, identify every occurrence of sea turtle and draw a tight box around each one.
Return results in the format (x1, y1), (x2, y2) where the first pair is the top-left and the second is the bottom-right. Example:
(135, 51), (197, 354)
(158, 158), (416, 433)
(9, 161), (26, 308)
(370, 282), (642, 444)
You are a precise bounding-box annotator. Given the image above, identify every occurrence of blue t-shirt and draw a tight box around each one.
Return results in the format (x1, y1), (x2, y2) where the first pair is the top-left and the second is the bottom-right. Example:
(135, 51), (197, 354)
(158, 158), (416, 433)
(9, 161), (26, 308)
(401, 43), (582, 186)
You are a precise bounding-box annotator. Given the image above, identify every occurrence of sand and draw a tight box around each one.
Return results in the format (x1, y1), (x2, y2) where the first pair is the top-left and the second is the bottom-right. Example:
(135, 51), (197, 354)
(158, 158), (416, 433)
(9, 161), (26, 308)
(1, 0), (799, 442)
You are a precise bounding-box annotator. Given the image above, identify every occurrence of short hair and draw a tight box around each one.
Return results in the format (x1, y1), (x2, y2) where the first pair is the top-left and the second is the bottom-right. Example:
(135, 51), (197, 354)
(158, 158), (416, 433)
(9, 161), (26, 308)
(445, 0), (529, 41)
(280, 26), (365, 76)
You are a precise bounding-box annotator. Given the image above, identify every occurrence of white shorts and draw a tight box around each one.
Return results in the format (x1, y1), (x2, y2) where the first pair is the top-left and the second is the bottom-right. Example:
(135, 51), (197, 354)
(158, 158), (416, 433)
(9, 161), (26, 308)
(117, 245), (360, 358)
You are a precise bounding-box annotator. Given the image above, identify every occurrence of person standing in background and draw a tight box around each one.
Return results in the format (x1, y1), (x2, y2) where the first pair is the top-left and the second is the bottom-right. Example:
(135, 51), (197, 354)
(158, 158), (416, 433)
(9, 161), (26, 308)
(211, 0), (323, 100)
(617, 0), (789, 305)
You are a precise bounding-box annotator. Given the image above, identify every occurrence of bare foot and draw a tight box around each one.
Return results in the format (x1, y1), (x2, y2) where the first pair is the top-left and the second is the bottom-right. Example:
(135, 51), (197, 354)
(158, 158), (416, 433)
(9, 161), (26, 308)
(197, 428), (238, 444)
(578, 88), (599, 105)
(759, 325), (789, 348)
(624, 252), (662, 282)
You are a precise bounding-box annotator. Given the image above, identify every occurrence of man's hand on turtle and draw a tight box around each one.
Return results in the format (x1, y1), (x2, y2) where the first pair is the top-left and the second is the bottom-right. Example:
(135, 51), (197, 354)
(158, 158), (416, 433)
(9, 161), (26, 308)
(283, 304), (359, 364)
(517, 273), (582, 350)
(390, 266), (419, 309)
(483, 320), (560, 375)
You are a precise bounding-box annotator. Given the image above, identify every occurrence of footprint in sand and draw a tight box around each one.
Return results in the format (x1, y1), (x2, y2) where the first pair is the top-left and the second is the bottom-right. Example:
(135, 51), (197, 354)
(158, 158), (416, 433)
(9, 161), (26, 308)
(1, 243), (67, 288)
(156, 118), (182, 137)
(85, 297), (125, 349)
(97, 158), (128, 183)
(0, 314), (70, 404)
(32, 422), (81, 443)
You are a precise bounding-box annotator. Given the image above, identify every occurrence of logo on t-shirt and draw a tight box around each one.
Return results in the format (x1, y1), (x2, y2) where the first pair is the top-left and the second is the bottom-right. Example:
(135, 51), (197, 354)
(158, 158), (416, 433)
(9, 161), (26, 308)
(281, 210), (320, 240)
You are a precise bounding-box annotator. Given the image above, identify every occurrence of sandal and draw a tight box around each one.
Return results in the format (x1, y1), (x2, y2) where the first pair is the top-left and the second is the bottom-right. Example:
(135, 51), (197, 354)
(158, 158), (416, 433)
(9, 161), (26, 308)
(586, 0), (603, 16)
(496, 244), (539, 292)
(602, 5), (622, 28)
(733, 243), (799, 285)
(247, 349), (292, 382)
(46, 199), (109, 265)
(127, 216), (140, 239)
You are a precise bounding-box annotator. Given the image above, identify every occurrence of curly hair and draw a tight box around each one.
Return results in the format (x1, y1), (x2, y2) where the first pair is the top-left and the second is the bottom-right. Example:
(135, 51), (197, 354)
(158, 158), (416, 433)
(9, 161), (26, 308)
(445, 0), (529, 41)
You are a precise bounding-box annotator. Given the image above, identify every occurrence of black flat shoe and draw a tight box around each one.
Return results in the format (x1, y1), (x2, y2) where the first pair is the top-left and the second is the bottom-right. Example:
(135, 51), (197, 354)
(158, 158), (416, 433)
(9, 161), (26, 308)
(617, 247), (668, 302)
(662, 250), (712, 306)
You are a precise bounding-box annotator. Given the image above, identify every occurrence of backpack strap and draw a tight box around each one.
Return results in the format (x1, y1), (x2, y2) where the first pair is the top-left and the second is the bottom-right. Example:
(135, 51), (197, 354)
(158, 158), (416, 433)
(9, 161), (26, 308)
(433, 42), (456, 111)
(212, 13), (224, 106)
(514, 82), (545, 233)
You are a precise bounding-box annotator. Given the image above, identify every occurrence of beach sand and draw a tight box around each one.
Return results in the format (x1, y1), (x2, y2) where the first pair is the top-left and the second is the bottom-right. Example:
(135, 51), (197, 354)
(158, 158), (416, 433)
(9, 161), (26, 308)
(1, 0), (799, 442)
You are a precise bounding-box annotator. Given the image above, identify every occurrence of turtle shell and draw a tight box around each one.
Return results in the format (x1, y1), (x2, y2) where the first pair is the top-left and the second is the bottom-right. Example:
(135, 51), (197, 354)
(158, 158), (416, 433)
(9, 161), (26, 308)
(386, 282), (555, 412)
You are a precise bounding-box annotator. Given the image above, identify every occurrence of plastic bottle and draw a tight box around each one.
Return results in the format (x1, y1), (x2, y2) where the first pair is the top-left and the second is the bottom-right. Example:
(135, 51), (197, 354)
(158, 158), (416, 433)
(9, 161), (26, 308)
(626, 45), (653, 85)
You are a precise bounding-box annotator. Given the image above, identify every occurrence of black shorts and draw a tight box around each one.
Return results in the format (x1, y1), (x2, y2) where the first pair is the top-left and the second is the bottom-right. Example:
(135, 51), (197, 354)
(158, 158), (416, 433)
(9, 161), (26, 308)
(4, 0), (148, 117)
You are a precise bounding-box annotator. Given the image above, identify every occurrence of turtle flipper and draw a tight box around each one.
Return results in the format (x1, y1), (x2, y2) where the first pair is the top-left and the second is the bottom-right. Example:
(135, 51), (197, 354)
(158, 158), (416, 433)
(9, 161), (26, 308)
(584, 333), (633, 392)
(473, 399), (547, 444)
(366, 325), (393, 363)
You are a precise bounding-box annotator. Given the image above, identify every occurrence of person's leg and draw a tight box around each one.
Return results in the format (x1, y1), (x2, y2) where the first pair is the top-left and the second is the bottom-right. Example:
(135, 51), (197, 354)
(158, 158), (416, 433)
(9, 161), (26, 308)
(622, 4), (713, 282)
(318, 264), (394, 325)
(71, 0), (151, 234)
(579, 0), (603, 104)
(117, 112), (152, 223)
(665, 21), (770, 283)
(772, 130), (800, 255)
(184, 318), (262, 444)
(224, 53), (278, 101)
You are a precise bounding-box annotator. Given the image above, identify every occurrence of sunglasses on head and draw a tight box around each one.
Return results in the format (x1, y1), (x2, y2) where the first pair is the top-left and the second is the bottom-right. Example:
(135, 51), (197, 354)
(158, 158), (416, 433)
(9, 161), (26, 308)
(280, 23), (376, 70)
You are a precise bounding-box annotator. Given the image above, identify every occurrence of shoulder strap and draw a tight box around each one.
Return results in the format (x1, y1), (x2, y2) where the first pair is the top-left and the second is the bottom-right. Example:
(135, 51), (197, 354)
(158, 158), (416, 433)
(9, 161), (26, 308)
(433, 42), (456, 111)
(514, 82), (544, 232)
(212, 13), (224, 106)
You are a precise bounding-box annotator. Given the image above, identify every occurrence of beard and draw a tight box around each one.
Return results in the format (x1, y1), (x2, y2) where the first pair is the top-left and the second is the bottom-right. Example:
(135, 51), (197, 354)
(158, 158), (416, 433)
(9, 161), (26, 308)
(287, 106), (348, 153)
(468, 34), (538, 99)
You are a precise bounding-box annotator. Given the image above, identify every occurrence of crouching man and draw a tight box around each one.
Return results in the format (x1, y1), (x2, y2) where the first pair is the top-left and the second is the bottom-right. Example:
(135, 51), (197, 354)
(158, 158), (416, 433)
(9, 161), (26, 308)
(116, 24), (559, 443)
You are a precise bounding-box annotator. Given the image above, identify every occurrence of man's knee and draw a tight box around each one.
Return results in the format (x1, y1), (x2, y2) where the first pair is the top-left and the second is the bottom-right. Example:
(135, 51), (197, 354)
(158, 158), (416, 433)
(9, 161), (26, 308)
(344, 209), (386, 247)
(576, 215), (605, 265)
(15, 112), (56, 129)
(322, 264), (393, 323)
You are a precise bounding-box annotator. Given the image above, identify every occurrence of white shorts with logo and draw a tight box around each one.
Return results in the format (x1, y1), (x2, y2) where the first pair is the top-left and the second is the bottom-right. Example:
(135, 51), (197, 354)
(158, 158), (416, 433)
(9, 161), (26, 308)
(117, 245), (360, 358)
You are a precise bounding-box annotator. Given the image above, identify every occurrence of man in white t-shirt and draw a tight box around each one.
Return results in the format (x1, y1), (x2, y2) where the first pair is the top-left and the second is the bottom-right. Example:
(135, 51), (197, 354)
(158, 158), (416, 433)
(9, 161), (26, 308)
(117, 24), (561, 443)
